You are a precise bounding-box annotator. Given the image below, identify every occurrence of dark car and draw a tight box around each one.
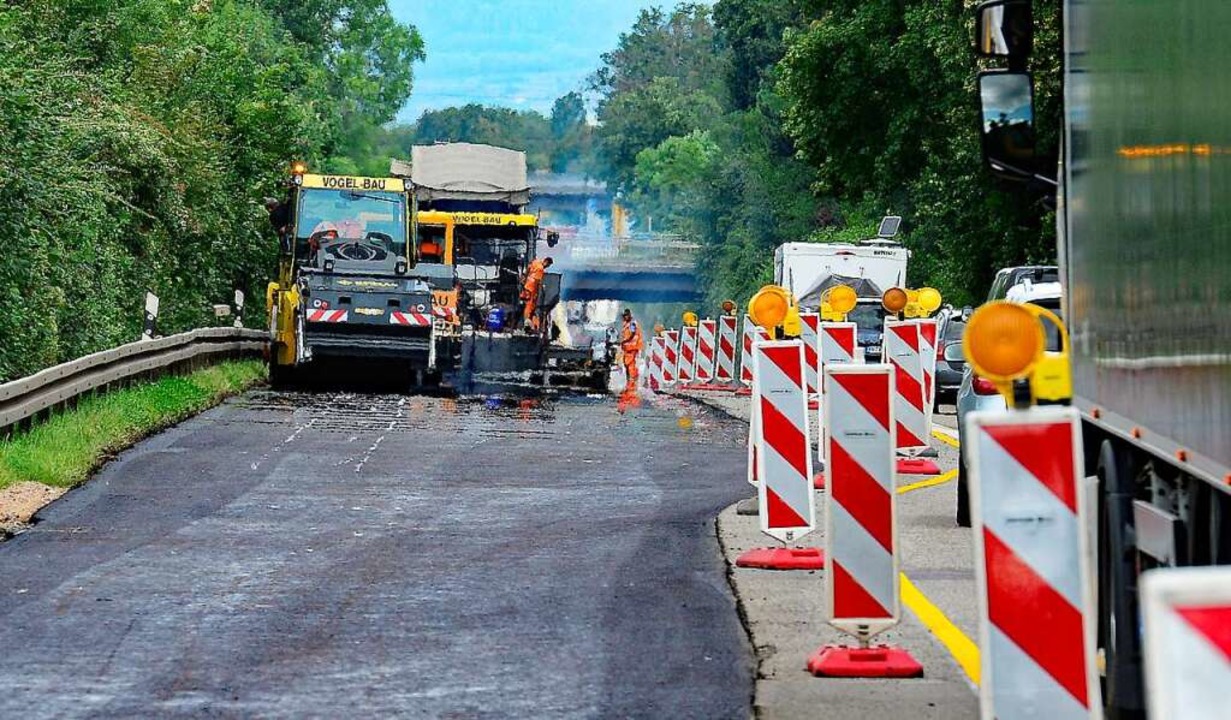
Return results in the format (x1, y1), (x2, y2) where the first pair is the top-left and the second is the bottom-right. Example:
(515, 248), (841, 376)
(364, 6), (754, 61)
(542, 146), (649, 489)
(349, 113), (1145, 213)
(933, 312), (967, 406)
(848, 301), (888, 363)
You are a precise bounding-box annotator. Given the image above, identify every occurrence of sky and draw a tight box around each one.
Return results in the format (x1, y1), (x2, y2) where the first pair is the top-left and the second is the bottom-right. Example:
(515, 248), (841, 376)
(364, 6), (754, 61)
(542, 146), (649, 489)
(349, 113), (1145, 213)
(388, 0), (660, 124)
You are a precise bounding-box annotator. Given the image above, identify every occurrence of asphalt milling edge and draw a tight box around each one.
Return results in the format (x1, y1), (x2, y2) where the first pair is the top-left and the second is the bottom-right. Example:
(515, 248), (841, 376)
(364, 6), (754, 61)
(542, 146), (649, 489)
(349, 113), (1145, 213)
(670, 389), (980, 719)
(0, 388), (758, 719)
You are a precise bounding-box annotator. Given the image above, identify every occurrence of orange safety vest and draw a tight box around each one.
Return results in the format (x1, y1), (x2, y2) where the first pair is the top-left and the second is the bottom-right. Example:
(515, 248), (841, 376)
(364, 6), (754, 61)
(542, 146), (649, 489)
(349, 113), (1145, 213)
(621, 320), (643, 353)
(522, 259), (547, 299)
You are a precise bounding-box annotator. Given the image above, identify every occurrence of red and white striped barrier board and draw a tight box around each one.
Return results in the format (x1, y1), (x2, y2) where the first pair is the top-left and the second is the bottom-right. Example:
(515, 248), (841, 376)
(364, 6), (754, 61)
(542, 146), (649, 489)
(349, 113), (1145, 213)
(824, 365), (899, 635)
(740, 315), (757, 385)
(1143, 567), (1231, 720)
(746, 399), (759, 486)
(821, 322), (860, 368)
(307, 308), (348, 323)
(716, 315), (738, 383)
(800, 313), (821, 398)
(679, 326), (698, 384)
(883, 320), (928, 450)
(810, 364), (921, 677)
(389, 310), (431, 326)
(696, 319), (717, 383)
(917, 318), (938, 433)
(968, 407), (1100, 719)
(648, 336), (664, 391)
(751, 340), (815, 543)
(662, 330), (679, 386)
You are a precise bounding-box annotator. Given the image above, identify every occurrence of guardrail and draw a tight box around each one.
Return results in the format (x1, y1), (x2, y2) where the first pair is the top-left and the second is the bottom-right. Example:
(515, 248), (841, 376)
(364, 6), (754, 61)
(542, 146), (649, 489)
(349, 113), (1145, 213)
(0, 327), (266, 436)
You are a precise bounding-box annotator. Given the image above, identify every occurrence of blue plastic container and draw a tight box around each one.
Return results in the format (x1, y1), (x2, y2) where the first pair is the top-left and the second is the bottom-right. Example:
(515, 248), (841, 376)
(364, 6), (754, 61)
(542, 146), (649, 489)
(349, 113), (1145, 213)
(486, 307), (506, 333)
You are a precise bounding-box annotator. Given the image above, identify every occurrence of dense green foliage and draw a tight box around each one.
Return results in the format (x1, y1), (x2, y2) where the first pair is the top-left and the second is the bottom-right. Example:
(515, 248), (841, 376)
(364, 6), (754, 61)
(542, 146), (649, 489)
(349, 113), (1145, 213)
(0, 0), (422, 382)
(0, 360), (265, 491)
(590, 1), (1061, 308)
(777, 0), (1062, 305)
(409, 94), (594, 174)
(590, 2), (822, 305)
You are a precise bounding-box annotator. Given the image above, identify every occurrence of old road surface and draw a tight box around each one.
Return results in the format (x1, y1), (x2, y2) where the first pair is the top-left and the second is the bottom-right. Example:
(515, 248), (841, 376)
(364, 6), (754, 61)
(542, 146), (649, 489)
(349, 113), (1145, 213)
(0, 390), (754, 718)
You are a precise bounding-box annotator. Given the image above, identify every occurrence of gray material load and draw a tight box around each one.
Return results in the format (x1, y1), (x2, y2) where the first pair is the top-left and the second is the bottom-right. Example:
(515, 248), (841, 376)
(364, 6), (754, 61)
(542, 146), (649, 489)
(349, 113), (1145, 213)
(1066, 2), (1231, 479)
(396, 143), (531, 206)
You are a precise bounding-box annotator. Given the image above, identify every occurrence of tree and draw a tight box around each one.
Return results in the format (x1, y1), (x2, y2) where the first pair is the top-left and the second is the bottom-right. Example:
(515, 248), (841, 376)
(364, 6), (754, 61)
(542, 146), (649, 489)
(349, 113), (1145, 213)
(0, 0), (425, 381)
(550, 92), (586, 139)
(257, 0), (424, 121)
(712, 0), (809, 110)
(411, 104), (555, 171)
(589, 5), (729, 189)
(777, 0), (1062, 302)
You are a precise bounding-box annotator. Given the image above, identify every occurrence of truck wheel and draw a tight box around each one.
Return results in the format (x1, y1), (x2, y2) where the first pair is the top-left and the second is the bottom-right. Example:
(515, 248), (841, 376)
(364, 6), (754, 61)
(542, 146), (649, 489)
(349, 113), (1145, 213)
(268, 354), (295, 390)
(1097, 439), (1146, 719)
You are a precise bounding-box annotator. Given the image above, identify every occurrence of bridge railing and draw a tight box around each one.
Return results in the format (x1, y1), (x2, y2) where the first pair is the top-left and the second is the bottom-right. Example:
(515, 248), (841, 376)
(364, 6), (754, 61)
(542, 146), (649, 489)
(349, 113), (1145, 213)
(545, 235), (700, 268)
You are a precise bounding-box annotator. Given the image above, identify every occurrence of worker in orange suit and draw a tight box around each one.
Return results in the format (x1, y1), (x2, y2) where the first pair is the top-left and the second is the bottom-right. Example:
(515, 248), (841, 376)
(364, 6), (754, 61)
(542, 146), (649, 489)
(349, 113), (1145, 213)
(619, 308), (643, 390)
(521, 256), (553, 332)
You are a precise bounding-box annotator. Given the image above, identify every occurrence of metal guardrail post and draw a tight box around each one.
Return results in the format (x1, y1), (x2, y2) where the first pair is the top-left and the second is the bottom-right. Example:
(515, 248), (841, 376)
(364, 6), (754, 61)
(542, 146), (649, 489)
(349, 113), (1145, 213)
(234, 289), (245, 329)
(142, 292), (159, 341)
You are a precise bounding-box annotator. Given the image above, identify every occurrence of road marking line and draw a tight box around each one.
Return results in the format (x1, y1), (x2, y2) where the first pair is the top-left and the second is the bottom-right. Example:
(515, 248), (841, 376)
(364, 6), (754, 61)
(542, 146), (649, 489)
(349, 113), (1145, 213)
(898, 468), (958, 494)
(932, 428), (960, 448)
(901, 573), (981, 685)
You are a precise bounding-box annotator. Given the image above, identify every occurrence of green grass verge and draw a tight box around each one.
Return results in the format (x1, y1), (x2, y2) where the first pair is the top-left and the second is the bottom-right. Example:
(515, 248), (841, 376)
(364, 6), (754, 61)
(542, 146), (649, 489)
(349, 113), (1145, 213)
(0, 360), (266, 492)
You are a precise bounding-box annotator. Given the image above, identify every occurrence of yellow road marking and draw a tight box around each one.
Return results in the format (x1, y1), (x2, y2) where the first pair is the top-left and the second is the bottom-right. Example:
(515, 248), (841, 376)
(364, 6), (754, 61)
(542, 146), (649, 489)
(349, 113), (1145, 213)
(932, 428), (960, 448)
(897, 468), (958, 494)
(901, 573), (981, 685)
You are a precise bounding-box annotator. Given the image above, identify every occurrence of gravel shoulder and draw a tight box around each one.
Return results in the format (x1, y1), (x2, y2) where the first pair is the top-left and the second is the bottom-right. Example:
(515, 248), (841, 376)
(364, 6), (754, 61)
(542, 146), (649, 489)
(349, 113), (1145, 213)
(0, 483), (66, 537)
(677, 389), (981, 719)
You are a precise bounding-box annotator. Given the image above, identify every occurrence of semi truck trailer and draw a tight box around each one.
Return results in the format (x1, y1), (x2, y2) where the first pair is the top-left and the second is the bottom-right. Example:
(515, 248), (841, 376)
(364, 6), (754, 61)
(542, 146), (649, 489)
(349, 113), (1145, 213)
(974, 2), (1231, 716)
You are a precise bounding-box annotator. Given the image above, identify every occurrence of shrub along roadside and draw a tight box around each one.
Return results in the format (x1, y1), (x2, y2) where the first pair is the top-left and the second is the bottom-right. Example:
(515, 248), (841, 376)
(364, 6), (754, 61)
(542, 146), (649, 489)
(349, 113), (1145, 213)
(0, 360), (266, 493)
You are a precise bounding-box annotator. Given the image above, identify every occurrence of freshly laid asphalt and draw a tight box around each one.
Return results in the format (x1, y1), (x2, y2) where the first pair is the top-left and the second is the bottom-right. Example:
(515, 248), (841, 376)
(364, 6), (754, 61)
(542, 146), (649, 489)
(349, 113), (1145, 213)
(0, 390), (754, 718)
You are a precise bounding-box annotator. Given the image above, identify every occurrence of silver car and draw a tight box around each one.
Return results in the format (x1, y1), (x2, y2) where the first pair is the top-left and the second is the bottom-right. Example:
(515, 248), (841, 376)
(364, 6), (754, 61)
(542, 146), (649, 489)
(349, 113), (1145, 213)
(955, 278), (1063, 526)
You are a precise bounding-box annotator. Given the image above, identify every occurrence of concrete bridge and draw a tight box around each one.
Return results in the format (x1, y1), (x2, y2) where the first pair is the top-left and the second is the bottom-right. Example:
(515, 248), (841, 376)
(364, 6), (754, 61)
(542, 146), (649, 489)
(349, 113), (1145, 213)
(528, 174), (701, 302)
(539, 236), (703, 303)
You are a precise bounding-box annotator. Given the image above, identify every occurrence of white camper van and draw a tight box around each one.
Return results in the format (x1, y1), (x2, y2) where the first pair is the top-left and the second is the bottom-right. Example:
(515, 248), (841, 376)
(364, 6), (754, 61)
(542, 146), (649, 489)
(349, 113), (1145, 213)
(773, 240), (909, 300)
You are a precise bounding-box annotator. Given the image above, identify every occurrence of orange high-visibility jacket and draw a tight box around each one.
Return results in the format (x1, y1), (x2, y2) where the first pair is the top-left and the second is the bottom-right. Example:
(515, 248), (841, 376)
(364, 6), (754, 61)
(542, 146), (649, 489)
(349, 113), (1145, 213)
(621, 320), (644, 353)
(522, 258), (547, 299)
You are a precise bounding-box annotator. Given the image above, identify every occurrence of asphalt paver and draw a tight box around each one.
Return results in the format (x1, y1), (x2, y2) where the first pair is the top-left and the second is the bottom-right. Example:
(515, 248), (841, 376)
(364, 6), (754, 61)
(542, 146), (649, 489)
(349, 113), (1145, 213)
(0, 390), (754, 719)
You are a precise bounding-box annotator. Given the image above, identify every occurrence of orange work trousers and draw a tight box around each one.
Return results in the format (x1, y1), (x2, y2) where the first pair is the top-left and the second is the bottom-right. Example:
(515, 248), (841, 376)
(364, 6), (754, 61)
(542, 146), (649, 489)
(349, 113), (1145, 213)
(522, 281), (541, 329)
(623, 350), (639, 388)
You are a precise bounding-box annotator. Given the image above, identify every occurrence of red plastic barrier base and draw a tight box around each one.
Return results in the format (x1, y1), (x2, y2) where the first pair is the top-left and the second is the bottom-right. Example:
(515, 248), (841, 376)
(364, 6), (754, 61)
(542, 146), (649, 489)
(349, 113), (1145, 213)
(813, 472), (826, 490)
(735, 386), (752, 396)
(735, 547), (825, 570)
(896, 457), (942, 475)
(807, 645), (924, 678)
(691, 383), (734, 392)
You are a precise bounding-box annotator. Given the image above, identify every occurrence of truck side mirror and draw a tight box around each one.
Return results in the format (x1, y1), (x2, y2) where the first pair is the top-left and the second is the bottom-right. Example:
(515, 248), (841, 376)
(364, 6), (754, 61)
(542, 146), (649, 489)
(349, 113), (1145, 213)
(975, 0), (1032, 59)
(978, 71), (1037, 178)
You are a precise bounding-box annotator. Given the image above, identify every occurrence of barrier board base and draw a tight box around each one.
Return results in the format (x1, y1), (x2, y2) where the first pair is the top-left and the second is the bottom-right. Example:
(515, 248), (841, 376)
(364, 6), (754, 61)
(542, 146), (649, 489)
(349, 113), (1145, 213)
(691, 382), (735, 392)
(735, 547), (825, 571)
(813, 473), (826, 490)
(896, 458), (942, 475)
(807, 645), (924, 678)
(735, 386), (752, 396)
